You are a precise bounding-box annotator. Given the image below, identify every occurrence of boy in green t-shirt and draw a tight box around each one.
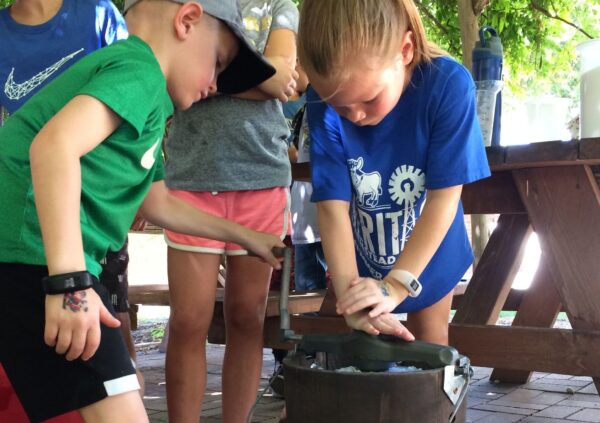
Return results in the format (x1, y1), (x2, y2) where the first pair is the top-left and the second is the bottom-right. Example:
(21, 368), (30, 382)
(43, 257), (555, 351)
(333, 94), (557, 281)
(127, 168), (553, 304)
(0, 0), (280, 421)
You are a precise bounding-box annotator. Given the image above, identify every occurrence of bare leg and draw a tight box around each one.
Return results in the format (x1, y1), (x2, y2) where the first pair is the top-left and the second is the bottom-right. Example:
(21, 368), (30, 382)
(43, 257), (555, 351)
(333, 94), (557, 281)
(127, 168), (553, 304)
(405, 290), (454, 345)
(222, 255), (272, 423)
(79, 390), (148, 423)
(165, 248), (221, 423)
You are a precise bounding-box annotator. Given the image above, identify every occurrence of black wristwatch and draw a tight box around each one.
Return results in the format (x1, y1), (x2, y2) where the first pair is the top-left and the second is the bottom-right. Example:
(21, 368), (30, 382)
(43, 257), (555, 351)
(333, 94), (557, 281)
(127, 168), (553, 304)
(42, 271), (94, 295)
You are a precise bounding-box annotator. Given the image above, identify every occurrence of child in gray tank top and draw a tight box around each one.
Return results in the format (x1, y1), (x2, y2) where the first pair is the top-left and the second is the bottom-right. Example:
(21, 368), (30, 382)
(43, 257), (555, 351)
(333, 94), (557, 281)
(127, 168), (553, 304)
(162, 0), (299, 421)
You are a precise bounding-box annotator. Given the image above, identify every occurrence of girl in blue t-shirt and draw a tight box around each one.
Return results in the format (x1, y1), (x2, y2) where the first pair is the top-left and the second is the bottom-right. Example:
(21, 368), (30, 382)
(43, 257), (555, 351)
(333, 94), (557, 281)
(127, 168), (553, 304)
(297, 0), (491, 345)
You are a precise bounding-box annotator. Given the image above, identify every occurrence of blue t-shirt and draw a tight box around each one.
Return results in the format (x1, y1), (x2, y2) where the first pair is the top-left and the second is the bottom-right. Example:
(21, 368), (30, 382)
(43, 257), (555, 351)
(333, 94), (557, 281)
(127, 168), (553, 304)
(0, 0), (128, 113)
(307, 56), (491, 313)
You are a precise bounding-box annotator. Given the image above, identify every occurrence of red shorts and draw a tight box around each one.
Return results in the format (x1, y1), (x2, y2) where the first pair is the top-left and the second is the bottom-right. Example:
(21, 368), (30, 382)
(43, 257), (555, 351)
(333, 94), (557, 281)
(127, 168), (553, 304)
(165, 187), (291, 255)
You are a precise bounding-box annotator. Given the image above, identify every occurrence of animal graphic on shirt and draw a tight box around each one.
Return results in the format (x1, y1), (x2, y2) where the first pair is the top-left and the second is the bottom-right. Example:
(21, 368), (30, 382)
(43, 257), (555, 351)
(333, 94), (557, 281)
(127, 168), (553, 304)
(348, 157), (383, 208)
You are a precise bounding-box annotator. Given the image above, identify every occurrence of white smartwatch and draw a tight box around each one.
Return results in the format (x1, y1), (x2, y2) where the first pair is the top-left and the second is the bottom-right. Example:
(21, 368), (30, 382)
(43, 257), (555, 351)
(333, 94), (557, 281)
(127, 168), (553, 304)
(385, 269), (422, 298)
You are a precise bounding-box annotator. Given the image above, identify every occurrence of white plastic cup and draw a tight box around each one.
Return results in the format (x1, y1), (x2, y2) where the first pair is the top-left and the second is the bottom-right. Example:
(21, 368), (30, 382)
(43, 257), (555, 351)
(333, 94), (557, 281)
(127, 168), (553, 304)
(577, 38), (600, 139)
(475, 80), (503, 146)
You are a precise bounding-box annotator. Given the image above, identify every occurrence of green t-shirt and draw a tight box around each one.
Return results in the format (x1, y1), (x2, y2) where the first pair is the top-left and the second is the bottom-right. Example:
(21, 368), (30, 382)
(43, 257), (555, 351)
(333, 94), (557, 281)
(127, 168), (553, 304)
(0, 36), (173, 277)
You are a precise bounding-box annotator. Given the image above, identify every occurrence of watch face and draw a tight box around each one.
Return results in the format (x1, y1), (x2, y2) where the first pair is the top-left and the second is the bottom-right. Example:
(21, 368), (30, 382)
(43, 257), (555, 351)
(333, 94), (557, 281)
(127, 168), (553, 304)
(410, 280), (420, 291)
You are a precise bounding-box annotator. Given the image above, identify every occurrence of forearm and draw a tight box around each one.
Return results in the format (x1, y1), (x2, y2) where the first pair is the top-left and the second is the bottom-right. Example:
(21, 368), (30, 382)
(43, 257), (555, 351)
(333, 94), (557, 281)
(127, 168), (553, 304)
(230, 88), (273, 101)
(139, 182), (253, 246)
(29, 96), (121, 275)
(30, 138), (86, 275)
(391, 186), (463, 278)
(317, 201), (359, 295)
(231, 54), (296, 102)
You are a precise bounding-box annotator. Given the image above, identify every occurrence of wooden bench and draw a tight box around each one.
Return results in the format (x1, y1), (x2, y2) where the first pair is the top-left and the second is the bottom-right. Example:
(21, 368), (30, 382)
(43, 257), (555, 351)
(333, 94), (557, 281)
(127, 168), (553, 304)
(130, 281), (545, 348)
(128, 283), (326, 346)
(129, 284), (326, 315)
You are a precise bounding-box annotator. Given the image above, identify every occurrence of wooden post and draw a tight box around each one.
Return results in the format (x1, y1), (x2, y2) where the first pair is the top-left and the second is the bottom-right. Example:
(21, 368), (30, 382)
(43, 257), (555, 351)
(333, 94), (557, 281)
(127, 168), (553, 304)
(457, 0), (492, 265)
(457, 0), (479, 69)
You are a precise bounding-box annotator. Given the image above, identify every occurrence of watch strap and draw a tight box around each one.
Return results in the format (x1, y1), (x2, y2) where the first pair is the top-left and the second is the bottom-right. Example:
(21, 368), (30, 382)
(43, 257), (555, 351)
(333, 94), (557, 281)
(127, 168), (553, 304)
(42, 271), (94, 295)
(385, 269), (422, 298)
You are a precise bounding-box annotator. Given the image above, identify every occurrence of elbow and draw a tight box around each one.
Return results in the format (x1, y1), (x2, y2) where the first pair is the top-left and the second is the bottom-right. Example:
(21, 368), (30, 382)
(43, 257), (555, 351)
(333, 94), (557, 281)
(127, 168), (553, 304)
(316, 200), (350, 220)
(29, 135), (47, 169)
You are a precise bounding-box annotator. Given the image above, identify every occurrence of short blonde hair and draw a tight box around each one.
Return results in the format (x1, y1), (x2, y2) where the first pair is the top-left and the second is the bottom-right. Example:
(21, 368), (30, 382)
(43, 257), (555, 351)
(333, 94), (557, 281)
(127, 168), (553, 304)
(298, 0), (447, 79)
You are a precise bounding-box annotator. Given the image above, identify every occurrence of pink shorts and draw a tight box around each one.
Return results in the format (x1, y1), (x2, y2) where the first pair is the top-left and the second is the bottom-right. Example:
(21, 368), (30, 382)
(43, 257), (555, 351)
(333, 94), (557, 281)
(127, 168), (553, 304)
(165, 187), (291, 255)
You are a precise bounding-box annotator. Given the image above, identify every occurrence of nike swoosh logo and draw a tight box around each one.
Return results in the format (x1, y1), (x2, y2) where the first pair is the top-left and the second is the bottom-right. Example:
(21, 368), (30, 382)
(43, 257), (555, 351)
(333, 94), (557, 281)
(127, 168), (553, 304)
(4, 48), (84, 100)
(141, 139), (161, 170)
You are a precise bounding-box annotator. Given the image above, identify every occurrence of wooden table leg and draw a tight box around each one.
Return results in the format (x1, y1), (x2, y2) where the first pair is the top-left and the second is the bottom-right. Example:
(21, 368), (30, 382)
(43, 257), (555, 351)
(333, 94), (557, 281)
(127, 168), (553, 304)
(452, 213), (531, 326)
(490, 254), (562, 383)
(319, 287), (338, 317)
(513, 165), (600, 391)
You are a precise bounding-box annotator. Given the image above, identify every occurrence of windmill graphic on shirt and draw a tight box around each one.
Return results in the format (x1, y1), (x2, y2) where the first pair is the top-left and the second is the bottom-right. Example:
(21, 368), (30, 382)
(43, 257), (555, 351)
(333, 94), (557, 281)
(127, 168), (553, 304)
(388, 165), (426, 251)
(4, 48), (84, 100)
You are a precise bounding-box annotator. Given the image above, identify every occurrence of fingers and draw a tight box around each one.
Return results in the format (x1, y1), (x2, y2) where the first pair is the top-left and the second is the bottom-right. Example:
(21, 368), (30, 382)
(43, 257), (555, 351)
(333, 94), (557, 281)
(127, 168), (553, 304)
(370, 315), (415, 341)
(55, 328), (72, 355)
(275, 70), (297, 102)
(59, 321), (102, 361)
(368, 302), (389, 318)
(338, 278), (401, 316)
(65, 329), (86, 361)
(99, 305), (121, 328)
(43, 291), (110, 362)
(369, 315), (396, 334)
(343, 311), (379, 336)
(337, 283), (379, 315)
(66, 307), (106, 361)
(44, 321), (59, 347)
(396, 325), (416, 341)
(388, 320), (415, 341)
(263, 250), (282, 269)
(341, 296), (380, 316)
(81, 324), (101, 361)
(362, 323), (380, 336)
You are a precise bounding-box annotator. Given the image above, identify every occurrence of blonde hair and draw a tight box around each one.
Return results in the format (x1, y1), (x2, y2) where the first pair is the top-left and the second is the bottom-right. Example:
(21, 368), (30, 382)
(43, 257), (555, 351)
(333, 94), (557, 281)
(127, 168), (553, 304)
(298, 0), (447, 79)
(125, 0), (176, 29)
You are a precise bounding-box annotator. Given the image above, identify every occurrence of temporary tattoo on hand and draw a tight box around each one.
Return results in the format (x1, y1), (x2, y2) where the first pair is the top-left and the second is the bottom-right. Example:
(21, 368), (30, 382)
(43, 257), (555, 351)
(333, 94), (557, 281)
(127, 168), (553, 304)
(377, 280), (391, 297)
(62, 291), (89, 312)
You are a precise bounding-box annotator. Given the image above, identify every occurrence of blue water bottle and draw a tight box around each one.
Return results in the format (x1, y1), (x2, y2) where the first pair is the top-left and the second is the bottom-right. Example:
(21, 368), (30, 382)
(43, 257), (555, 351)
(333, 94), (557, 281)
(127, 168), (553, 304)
(472, 27), (503, 146)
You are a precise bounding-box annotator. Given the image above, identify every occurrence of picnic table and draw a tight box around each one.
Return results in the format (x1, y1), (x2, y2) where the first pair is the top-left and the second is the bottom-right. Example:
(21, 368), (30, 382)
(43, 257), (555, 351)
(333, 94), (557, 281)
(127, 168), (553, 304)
(450, 137), (600, 391)
(290, 137), (600, 393)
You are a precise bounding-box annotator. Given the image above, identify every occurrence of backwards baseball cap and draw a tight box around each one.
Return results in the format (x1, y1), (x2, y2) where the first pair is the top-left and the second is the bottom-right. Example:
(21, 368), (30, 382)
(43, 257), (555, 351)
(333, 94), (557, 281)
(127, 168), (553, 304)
(124, 0), (276, 94)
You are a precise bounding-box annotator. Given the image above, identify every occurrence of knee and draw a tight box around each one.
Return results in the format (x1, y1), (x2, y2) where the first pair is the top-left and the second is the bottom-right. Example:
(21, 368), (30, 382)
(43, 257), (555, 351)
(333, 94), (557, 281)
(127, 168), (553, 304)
(169, 308), (212, 337)
(407, 319), (449, 345)
(417, 324), (449, 345)
(225, 300), (265, 333)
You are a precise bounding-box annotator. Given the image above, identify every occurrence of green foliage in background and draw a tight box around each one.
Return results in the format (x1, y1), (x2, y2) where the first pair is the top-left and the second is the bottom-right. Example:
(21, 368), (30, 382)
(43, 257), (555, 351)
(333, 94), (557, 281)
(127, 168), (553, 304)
(1, 0), (597, 99)
(418, 0), (599, 98)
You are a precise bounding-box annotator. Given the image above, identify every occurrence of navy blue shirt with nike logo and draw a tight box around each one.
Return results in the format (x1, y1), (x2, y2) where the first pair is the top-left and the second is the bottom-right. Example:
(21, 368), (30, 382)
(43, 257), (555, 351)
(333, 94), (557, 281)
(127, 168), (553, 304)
(0, 0), (128, 114)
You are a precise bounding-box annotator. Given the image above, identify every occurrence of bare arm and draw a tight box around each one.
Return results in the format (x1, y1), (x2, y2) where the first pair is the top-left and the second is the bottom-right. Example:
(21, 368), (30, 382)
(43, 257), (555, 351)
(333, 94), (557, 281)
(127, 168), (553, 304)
(30, 95), (122, 275)
(317, 200), (412, 339)
(30, 95), (123, 361)
(338, 186), (464, 317)
(139, 181), (283, 267)
(316, 200), (360, 294)
(231, 28), (298, 102)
